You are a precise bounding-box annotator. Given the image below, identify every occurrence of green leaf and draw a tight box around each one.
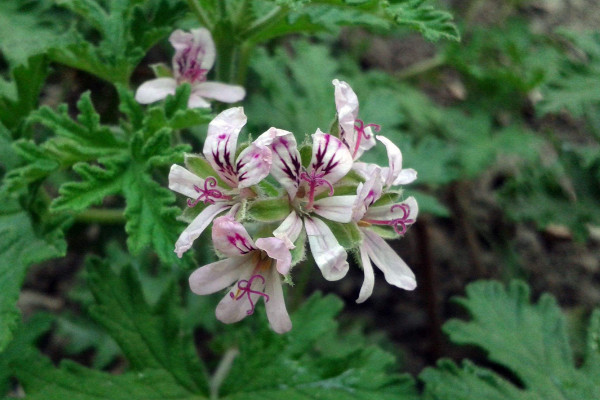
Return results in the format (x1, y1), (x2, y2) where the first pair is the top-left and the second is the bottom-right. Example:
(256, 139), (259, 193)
(123, 169), (183, 263)
(0, 197), (66, 351)
(247, 197), (291, 222)
(85, 257), (209, 393)
(216, 293), (419, 399)
(386, 0), (460, 42)
(421, 280), (600, 399)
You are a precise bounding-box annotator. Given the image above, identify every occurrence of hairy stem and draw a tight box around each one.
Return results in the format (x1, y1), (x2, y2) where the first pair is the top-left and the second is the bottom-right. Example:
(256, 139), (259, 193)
(210, 348), (239, 400)
(75, 208), (125, 225)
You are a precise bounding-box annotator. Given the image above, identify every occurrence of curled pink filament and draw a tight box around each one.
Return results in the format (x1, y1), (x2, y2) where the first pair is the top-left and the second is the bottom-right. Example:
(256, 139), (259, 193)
(353, 119), (381, 158)
(364, 203), (414, 235)
(300, 170), (334, 210)
(187, 176), (229, 207)
(229, 274), (270, 315)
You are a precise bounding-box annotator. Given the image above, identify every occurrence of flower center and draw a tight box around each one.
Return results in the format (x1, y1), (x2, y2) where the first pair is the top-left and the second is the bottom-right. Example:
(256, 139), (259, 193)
(229, 274), (270, 315)
(176, 46), (208, 84)
(300, 169), (334, 210)
(363, 203), (414, 235)
(353, 119), (381, 159)
(187, 176), (230, 207)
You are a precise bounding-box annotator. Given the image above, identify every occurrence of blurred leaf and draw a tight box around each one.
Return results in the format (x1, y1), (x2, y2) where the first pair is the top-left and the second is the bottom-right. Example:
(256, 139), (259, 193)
(0, 197), (66, 351)
(421, 280), (600, 399)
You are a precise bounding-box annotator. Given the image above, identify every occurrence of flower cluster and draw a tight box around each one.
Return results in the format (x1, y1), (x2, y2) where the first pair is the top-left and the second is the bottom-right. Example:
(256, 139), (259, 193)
(170, 80), (418, 333)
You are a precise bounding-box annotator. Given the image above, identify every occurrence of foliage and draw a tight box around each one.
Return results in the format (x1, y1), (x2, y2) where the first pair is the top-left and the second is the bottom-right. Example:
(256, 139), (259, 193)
(421, 280), (600, 399)
(7, 258), (419, 399)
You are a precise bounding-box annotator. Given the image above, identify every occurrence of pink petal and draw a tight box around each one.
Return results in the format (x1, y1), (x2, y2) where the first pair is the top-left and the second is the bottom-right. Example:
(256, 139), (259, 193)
(393, 168), (418, 186)
(193, 82), (246, 103)
(267, 130), (302, 199)
(255, 237), (292, 275)
(216, 266), (266, 324)
(187, 93), (211, 109)
(168, 164), (228, 199)
(309, 130), (353, 190)
(332, 79), (359, 149)
(356, 240), (375, 303)
(364, 196), (419, 224)
(273, 211), (303, 249)
(212, 215), (257, 257)
(264, 266), (292, 333)
(135, 78), (177, 104)
(304, 217), (349, 281)
(174, 203), (231, 258)
(362, 229), (416, 290)
(203, 107), (247, 188)
(170, 28), (215, 76)
(235, 143), (272, 189)
(312, 195), (357, 223)
(352, 166), (383, 222)
(189, 256), (249, 295)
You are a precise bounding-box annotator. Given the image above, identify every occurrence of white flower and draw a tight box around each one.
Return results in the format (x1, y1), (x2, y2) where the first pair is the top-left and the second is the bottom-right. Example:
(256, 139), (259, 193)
(351, 167), (418, 303)
(256, 128), (355, 281)
(188, 216), (292, 333)
(169, 107), (274, 257)
(332, 79), (380, 160)
(135, 28), (245, 108)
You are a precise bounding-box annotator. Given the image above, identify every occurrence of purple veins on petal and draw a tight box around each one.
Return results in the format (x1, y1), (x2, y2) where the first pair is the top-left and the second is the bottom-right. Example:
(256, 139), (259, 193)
(227, 233), (256, 254)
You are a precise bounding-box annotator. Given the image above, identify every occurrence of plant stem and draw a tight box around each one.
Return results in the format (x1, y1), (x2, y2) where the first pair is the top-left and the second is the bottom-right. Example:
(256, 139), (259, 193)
(395, 54), (446, 80)
(187, 0), (213, 29)
(210, 348), (239, 400)
(75, 208), (125, 225)
(241, 6), (287, 41)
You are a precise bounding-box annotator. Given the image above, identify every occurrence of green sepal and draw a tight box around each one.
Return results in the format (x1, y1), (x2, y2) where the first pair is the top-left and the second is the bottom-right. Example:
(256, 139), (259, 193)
(150, 63), (172, 78)
(184, 153), (228, 187)
(368, 224), (400, 240)
(323, 220), (362, 249)
(247, 197), (291, 222)
(299, 144), (312, 168)
(290, 229), (307, 265)
(372, 190), (403, 207)
(328, 115), (340, 138)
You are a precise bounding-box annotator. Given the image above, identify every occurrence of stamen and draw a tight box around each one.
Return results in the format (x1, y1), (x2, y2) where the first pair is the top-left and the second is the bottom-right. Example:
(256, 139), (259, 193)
(229, 274), (270, 315)
(353, 119), (381, 159)
(300, 170), (334, 210)
(187, 176), (230, 207)
(363, 203), (414, 235)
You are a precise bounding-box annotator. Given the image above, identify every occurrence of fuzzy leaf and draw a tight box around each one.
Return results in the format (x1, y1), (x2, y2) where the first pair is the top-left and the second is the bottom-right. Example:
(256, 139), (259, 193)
(421, 280), (600, 400)
(0, 197), (66, 351)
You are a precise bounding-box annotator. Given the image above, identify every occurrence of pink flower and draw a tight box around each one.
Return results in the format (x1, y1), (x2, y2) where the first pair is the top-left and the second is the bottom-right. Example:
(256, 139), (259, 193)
(351, 167), (418, 303)
(332, 79), (380, 161)
(256, 128), (355, 281)
(169, 107), (274, 257)
(135, 28), (245, 108)
(188, 216), (292, 333)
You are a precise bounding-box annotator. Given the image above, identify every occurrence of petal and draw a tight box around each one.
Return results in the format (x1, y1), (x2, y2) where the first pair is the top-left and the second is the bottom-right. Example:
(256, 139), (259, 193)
(193, 82), (246, 103)
(312, 195), (357, 223)
(273, 211), (303, 249)
(189, 256), (249, 295)
(203, 107), (247, 188)
(304, 217), (349, 281)
(267, 130), (302, 199)
(168, 164), (228, 199)
(212, 215), (257, 257)
(216, 267), (266, 324)
(356, 240), (375, 303)
(351, 161), (371, 180)
(393, 168), (418, 186)
(135, 78), (177, 104)
(255, 237), (292, 275)
(332, 79), (359, 150)
(310, 130), (353, 189)
(170, 28), (215, 74)
(362, 229), (416, 290)
(235, 143), (272, 189)
(190, 28), (216, 71)
(174, 203), (231, 258)
(351, 166), (383, 222)
(354, 125), (377, 160)
(187, 93), (211, 109)
(365, 196), (419, 225)
(376, 135), (405, 187)
(254, 127), (291, 147)
(264, 267), (292, 333)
